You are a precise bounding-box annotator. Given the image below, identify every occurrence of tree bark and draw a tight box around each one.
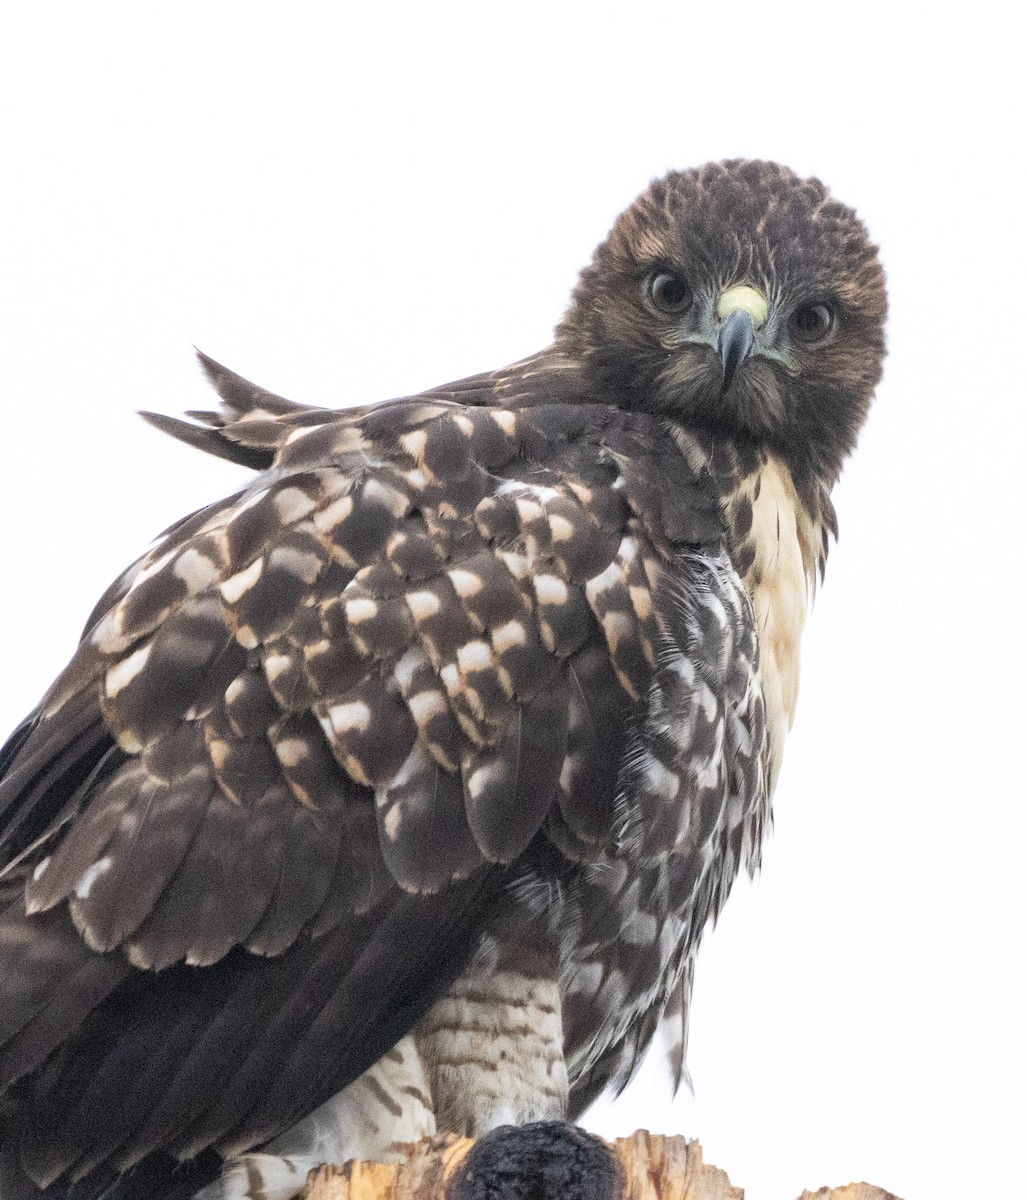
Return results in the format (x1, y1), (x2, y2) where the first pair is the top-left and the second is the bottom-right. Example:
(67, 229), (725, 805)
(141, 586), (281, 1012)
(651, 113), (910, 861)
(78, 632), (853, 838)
(302, 1125), (900, 1200)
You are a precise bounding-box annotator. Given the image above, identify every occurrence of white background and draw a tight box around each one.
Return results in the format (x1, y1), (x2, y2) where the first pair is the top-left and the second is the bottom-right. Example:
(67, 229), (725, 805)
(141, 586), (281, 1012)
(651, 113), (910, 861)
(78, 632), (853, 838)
(1, 5), (1023, 1199)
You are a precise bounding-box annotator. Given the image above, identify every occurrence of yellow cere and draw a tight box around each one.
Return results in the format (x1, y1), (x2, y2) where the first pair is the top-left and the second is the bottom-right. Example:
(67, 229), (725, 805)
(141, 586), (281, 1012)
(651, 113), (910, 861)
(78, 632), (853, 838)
(717, 285), (769, 329)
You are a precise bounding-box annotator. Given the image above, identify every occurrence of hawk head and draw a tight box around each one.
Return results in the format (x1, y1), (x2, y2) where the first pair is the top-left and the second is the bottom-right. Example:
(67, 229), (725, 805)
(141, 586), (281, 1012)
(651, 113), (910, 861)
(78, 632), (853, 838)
(556, 159), (887, 483)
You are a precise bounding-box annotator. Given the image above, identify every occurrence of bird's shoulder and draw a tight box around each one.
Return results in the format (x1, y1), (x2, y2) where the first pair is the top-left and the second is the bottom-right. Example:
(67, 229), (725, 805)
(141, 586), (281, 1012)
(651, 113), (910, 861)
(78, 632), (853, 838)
(0, 350), (750, 965)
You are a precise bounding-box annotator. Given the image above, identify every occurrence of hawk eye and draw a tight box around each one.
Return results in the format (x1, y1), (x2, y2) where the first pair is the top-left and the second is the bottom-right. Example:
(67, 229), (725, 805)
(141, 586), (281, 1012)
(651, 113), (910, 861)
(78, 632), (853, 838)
(791, 302), (835, 342)
(647, 271), (692, 314)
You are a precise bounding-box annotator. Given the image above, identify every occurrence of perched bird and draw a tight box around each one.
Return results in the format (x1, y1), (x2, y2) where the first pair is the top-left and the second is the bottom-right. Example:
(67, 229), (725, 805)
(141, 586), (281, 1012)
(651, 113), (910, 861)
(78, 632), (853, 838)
(0, 160), (886, 1200)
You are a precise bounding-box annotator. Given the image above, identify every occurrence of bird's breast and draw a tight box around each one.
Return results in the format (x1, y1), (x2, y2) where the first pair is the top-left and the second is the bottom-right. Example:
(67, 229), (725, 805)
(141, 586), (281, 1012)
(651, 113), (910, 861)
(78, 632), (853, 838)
(728, 454), (821, 793)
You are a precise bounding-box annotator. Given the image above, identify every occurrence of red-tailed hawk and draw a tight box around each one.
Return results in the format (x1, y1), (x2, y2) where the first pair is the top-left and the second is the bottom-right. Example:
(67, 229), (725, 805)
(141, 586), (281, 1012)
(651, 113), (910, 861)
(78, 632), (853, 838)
(0, 160), (886, 1200)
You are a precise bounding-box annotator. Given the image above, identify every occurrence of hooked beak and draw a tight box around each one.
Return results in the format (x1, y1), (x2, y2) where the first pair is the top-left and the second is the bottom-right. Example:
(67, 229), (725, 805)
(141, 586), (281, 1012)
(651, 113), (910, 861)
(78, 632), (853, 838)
(715, 284), (768, 392)
(717, 308), (755, 392)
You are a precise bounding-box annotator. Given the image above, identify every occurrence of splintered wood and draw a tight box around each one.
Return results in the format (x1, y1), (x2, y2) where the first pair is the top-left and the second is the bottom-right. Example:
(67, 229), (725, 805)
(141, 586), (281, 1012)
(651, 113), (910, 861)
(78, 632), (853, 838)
(303, 1128), (900, 1200)
(797, 1189), (900, 1200)
(305, 1135), (470, 1200)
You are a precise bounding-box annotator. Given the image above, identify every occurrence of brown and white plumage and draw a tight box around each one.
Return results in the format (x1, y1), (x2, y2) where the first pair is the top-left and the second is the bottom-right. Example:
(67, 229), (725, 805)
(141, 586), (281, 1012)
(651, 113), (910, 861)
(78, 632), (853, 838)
(0, 160), (886, 1200)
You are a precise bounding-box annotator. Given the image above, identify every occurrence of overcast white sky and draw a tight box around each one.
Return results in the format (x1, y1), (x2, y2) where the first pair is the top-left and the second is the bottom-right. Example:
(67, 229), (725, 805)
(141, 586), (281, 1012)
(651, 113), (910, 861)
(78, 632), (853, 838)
(1, 5), (1023, 1199)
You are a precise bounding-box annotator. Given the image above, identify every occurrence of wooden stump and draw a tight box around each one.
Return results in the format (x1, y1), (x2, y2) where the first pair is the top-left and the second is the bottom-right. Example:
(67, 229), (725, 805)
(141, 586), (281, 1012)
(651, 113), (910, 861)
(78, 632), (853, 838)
(302, 1124), (900, 1200)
